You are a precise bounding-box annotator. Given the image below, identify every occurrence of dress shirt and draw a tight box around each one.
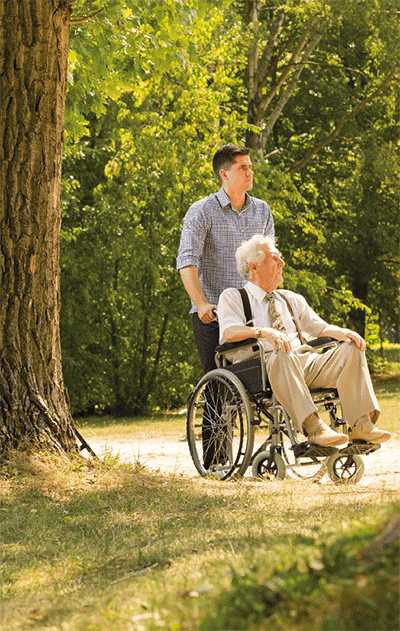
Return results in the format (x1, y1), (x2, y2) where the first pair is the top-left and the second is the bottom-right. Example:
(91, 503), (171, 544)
(217, 282), (328, 361)
(176, 188), (274, 313)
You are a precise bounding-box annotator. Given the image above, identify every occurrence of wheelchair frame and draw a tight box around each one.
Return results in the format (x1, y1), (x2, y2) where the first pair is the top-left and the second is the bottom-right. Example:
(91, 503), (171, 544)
(186, 337), (379, 483)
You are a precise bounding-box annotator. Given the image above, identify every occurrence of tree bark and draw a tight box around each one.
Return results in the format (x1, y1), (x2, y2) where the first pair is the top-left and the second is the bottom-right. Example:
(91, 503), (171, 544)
(359, 512), (400, 566)
(246, 0), (288, 152)
(0, 0), (78, 454)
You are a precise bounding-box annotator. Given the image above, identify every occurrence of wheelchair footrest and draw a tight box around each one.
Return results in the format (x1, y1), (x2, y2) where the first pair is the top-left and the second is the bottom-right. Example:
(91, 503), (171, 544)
(291, 441), (338, 458)
(339, 441), (381, 456)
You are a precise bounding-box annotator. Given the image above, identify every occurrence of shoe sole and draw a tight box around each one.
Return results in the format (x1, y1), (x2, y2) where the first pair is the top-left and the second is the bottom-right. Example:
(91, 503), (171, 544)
(309, 436), (348, 447)
(351, 434), (391, 444)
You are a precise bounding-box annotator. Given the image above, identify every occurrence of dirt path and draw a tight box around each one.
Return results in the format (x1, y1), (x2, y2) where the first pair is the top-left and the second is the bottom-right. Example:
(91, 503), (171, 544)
(85, 435), (399, 489)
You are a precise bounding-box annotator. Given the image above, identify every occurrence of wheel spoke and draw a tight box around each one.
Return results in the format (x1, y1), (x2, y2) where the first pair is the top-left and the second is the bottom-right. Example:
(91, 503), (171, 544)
(187, 370), (254, 479)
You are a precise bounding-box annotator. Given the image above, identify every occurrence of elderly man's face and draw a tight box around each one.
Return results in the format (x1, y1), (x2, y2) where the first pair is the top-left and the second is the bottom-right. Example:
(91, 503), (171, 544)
(251, 245), (285, 292)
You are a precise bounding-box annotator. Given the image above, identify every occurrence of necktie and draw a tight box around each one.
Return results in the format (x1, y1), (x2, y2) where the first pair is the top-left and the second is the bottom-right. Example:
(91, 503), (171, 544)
(265, 292), (286, 333)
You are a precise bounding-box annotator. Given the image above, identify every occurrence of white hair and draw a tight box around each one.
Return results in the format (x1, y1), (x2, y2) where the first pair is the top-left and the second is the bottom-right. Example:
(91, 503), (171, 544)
(235, 234), (277, 281)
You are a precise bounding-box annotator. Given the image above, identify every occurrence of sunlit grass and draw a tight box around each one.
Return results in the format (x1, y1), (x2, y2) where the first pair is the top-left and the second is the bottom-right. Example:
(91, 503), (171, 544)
(0, 443), (398, 631)
(370, 342), (400, 376)
(373, 381), (400, 435)
(78, 409), (187, 441)
(1, 371), (399, 631)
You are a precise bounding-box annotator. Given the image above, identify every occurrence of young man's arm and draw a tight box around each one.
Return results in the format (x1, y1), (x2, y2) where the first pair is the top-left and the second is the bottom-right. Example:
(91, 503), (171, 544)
(179, 266), (216, 323)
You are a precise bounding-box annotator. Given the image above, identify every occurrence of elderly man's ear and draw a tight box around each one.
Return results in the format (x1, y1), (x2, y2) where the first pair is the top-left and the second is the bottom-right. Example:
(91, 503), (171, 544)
(248, 260), (257, 277)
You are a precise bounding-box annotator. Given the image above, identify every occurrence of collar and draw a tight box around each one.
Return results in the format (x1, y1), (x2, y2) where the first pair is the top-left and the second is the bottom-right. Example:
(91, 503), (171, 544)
(245, 281), (271, 304)
(216, 187), (250, 210)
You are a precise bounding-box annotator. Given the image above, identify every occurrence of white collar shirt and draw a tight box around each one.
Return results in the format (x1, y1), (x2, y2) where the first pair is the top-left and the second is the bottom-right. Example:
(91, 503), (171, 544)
(217, 281), (328, 361)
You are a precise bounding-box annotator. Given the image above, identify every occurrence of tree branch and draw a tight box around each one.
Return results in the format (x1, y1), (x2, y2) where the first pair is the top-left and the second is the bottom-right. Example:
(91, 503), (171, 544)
(70, 8), (104, 24)
(256, 26), (312, 122)
(145, 313), (169, 402)
(247, 0), (287, 108)
(257, 0), (287, 82)
(247, 0), (261, 102)
(260, 28), (324, 151)
(290, 65), (400, 173)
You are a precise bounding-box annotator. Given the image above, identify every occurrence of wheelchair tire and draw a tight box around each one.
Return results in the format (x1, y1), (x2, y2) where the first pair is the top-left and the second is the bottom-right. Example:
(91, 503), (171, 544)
(251, 449), (286, 480)
(326, 453), (365, 484)
(186, 369), (254, 480)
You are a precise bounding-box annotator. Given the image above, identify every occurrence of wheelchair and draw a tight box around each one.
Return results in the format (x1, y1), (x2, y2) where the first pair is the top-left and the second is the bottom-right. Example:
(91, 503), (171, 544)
(186, 337), (380, 484)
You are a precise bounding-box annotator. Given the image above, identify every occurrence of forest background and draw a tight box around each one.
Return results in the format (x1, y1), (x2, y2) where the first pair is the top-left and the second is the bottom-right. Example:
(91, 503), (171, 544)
(60, 0), (399, 418)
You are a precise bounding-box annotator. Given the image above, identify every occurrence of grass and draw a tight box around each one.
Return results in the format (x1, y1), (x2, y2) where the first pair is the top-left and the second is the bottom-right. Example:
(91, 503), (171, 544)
(78, 408), (188, 441)
(76, 379), (399, 442)
(369, 342), (400, 379)
(0, 383), (399, 631)
(0, 451), (398, 631)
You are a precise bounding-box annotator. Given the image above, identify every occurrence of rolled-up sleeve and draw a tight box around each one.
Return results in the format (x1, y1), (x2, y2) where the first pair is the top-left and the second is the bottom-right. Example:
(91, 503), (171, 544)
(217, 288), (246, 341)
(176, 203), (209, 270)
(292, 293), (328, 337)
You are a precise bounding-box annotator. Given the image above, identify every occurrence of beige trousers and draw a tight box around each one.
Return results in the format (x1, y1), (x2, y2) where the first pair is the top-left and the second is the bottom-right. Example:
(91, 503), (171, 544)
(264, 342), (380, 432)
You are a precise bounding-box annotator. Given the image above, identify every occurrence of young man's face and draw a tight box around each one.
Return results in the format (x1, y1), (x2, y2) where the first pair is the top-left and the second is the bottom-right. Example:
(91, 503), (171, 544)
(251, 245), (285, 292)
(220, 154), (253, 193)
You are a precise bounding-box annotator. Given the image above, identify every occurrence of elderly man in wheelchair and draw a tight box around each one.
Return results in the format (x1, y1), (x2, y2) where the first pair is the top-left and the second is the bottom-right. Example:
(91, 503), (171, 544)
(186, 234), (390, 483)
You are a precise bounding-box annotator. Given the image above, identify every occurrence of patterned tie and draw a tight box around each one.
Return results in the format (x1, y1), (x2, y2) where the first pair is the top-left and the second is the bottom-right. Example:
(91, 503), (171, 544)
(265, 292), (286, 333)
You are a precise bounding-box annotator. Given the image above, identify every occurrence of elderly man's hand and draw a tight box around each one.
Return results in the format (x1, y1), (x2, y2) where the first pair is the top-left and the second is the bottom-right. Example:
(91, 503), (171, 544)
(336, 328), (366, 352)
(259, 328), (292, 354)
(319, 326), (366, 352)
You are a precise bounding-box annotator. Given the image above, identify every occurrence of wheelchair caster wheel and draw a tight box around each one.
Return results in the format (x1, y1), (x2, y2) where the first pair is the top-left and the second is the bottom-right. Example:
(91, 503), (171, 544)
(252, 449), (286, 480)
(326, 453), (364, 484)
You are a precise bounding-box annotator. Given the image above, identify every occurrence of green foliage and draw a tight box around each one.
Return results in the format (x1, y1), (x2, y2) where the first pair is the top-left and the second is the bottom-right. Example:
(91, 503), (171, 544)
(65, 0), (224, 141)
(266, 0), (400, 334)
(60, 0), (399, 415)
(61, 4), (239, 414)
(199, 522), (399, 631)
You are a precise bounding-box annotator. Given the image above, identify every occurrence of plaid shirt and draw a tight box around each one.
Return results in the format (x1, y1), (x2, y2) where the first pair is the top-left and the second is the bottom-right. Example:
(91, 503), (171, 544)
(176, 188), (274, 313)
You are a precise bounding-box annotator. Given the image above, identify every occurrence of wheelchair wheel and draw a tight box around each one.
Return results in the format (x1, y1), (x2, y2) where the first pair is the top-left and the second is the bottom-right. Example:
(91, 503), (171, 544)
(186, 369), (254, 480)
(326, 453), (365, 484)
(251, 449), (286, 480)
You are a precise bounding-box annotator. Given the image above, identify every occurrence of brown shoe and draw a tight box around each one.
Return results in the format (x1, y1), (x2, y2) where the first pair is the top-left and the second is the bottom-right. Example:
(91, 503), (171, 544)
(303, 416), (348, 447)
(349, 419), (391, 444)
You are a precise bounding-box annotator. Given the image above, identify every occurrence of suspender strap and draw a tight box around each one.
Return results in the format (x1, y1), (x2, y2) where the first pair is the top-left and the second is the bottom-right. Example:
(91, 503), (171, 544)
(239, 287), (306, 345)
(276, 291), (306, 345)
(238, 288), (254, 327)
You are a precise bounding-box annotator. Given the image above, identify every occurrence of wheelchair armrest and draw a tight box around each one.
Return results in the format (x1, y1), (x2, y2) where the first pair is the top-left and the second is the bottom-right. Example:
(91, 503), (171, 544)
(215, 338), (259, 354)
(306, 336), (338, 350)
(217, 336), (339, 354)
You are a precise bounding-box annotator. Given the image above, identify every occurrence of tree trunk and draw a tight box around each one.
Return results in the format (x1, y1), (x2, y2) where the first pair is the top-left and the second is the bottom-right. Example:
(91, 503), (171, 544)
(0, 0), (78, 454)
(349, 279), (368, 338)
(244, 0), (323, 156)
(359, 512), (400, 566)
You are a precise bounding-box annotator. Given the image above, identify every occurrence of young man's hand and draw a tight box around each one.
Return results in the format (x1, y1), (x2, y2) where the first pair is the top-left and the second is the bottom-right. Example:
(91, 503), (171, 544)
(198, 302), (217, 324)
